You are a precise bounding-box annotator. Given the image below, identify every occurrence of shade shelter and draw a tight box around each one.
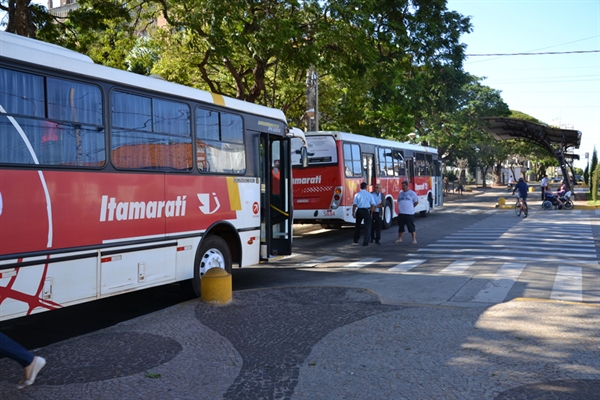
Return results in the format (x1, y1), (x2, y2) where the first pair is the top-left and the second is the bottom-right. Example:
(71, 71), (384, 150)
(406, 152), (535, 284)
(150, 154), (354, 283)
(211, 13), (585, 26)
(481, 117), (581, 191)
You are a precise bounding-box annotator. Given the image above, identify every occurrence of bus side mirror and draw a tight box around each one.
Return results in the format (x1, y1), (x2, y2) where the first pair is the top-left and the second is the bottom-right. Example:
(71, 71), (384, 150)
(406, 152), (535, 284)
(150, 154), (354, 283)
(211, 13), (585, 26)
(300, 146), (309, 168)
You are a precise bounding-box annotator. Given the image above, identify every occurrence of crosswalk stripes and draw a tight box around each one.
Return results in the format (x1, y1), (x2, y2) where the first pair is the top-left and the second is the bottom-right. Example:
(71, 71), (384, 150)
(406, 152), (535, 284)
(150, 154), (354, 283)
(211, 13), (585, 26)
(440, 260), (475, 274)
(296, 210), (596, 303)
(408, 212), (598, 264)
(299, 256), (340, 268)
(388, 259), (426, 273)
(297, 255), (590, 303)
(343, 258), (381, 268)
(550, 266), (583, 302)
(472, 263), (526, 303)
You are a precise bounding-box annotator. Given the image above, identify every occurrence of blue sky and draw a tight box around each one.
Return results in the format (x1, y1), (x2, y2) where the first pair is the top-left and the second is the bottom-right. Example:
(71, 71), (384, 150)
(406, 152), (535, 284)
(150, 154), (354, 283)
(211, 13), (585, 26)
(447, 0), (600, 170)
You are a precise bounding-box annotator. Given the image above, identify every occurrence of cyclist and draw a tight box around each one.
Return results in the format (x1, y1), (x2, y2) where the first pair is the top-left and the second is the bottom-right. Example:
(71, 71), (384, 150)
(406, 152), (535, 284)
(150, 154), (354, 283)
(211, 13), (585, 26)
(512, 177), (529, 217)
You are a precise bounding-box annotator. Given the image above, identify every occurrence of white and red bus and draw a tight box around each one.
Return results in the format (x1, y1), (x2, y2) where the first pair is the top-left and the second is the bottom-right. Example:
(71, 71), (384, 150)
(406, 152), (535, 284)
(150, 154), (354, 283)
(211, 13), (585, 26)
(292, 131), (443, 229)
(0, 31), (306, 322)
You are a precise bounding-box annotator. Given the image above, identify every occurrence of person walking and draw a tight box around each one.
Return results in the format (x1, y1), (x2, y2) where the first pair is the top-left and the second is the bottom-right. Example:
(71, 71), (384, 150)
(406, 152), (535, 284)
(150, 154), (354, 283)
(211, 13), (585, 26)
(0, 332), (46, 389)
(370, 184), (383, 244)
(541, 174), (548, 200)
(395, 180), (419, 244)
(352, 182), (376, 246)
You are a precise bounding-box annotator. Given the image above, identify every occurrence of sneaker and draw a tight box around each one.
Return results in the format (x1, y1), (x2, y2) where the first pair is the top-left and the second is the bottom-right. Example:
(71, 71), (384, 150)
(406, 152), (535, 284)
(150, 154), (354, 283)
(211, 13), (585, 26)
(375, 241), (381, 245)
(17, 356), (46, 389)
(411, 240), (417, 244)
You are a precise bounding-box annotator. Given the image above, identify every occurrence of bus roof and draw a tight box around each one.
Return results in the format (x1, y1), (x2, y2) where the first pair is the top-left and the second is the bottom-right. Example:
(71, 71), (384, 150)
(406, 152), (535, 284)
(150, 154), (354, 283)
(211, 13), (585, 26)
(305, 131), (438, 154)
(0, 31), (287, 124)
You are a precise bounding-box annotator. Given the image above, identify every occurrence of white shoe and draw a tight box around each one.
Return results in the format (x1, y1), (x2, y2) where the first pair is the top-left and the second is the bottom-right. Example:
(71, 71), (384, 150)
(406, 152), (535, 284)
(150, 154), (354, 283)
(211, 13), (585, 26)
(17, 356), (46, 389)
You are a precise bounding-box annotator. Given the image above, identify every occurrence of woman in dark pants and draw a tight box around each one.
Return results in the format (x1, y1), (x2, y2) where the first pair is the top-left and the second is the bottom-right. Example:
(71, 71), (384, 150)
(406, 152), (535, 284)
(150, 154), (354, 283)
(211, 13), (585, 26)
(0, 332), (46, 389)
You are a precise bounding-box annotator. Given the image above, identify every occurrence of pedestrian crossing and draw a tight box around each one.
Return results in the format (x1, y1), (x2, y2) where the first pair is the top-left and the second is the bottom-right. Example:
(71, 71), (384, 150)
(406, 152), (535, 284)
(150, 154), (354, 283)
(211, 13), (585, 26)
(295, 210), (598, 304)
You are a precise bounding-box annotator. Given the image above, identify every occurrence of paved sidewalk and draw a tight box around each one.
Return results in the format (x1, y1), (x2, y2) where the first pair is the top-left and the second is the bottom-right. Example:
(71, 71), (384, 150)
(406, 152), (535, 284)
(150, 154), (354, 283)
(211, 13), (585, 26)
(1, 287), (598, 399)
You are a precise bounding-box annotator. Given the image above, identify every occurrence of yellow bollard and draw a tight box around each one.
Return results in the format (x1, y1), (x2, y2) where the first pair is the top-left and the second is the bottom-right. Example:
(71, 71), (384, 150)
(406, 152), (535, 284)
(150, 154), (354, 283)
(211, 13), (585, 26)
(201, 268), (232, 304)
(498, 197), (506, 205)
(529, 187), (534, 192)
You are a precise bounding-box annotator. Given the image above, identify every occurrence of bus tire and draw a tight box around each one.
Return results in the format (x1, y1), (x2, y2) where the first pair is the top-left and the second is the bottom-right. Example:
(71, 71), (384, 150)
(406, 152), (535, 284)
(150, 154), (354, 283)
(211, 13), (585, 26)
(191, 235), (232, 297)
(382, 199), (393, 229)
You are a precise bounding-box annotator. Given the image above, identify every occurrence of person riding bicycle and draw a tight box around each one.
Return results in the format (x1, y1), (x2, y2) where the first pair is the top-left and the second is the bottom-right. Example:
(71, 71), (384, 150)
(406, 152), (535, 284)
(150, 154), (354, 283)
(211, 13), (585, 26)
(512, 177), (529, 212)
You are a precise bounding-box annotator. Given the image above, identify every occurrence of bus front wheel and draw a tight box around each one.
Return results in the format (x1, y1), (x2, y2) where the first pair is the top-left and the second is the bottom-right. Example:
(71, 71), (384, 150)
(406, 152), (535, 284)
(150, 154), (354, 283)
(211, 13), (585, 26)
(191, 235), (232, 297)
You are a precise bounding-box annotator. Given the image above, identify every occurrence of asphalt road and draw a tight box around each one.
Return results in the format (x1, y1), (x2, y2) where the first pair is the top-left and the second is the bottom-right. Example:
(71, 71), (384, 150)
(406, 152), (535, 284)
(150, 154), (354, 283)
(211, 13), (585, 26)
(235, 187), (600, 306)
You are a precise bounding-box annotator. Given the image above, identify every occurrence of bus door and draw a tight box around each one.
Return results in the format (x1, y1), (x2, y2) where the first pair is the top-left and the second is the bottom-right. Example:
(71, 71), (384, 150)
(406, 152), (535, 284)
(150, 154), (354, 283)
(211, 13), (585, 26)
(362, 153), (375, 189)
(406, 157), (415, 188)
(434, 160), (443, 206)
(259, 132), (292, 259)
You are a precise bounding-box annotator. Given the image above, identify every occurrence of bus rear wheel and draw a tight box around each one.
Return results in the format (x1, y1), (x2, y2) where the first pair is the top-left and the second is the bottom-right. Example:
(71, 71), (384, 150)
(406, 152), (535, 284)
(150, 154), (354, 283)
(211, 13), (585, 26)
(190, 235), (232, 297)
(382, 199), (393, 229)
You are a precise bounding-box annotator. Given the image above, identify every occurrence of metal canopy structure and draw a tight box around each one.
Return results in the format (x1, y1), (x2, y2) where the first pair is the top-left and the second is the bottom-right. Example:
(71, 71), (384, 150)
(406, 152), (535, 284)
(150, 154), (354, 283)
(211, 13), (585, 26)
(481, 117), (582, 191)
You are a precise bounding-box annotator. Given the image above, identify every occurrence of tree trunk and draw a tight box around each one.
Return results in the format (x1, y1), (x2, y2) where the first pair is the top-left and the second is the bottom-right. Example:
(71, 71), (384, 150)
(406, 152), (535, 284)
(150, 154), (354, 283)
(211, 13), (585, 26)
(5, 0), (36, 38)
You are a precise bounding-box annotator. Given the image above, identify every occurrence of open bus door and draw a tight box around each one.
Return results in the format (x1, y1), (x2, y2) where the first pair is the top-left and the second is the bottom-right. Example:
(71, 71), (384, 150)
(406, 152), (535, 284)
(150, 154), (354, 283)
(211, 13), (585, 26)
(362, 153), (375, 189)
(260, 132), (292, 259)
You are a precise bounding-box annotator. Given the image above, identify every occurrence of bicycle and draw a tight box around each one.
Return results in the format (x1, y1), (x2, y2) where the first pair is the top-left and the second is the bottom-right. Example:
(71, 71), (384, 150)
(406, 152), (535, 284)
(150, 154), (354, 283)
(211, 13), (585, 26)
(514, 195), (528, 218)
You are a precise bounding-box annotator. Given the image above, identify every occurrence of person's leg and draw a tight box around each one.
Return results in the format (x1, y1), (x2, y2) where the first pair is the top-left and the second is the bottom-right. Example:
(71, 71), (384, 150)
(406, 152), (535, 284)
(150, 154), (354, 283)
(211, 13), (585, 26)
(363, 212), (372, 246)
(407, 216), (417, 244)
(374, 213), (381, 243)
(353, 212), (362, 243)
(0, 332), (46, 389)
(396, 215), (405, 242)
(0, 332), (34, 368)
(371, 213), (376, 243)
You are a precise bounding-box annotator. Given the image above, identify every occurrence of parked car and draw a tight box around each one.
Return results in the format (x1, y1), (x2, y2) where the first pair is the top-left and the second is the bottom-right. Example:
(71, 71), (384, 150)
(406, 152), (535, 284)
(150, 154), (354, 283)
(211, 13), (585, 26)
(550, 176), (562, 183)
(575, 175), (583, 183)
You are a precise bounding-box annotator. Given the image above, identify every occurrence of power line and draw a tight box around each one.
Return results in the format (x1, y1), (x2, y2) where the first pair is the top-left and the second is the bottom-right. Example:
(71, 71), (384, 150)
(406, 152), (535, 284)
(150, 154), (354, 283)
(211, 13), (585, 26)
(467, 50), (600, 57)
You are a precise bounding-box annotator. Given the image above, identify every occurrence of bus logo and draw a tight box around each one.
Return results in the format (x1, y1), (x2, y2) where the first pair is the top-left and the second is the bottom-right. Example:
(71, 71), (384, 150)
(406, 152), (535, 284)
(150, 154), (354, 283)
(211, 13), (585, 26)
(293, 175), (322, 184)
(197, 193), (221, 214)
(252, 202), (259, 214)
(99, 195), (187, 222)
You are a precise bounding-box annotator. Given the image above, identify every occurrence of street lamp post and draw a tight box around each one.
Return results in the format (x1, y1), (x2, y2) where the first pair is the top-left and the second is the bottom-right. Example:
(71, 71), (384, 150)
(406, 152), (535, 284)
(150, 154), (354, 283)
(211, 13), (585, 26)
(475, 147), (480, 187)
(306, 66), (318, 131)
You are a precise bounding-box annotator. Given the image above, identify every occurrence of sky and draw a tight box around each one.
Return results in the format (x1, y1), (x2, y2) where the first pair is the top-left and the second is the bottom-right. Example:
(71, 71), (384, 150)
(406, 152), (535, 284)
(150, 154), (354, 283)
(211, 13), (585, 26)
(446, 0), (600, 170)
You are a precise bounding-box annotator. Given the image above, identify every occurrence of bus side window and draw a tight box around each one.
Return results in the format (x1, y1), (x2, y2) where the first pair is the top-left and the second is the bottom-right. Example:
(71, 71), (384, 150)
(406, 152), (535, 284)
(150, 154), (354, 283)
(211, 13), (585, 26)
(393, 150), (405, 176)
(47, 77), (105, 167)
(343, 143), (361, 177)
(196, 108), (246, 174)
(111, 92), (192, 171)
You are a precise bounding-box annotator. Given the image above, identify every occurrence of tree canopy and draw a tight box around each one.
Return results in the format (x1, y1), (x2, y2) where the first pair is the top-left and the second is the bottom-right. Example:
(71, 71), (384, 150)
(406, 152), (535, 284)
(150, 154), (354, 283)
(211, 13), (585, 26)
(3, 0), (550, 178)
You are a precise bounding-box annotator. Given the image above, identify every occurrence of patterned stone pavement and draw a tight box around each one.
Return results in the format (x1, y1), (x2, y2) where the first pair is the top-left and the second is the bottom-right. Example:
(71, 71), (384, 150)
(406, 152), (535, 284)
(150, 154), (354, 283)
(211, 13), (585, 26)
(0, 287), (598, 399)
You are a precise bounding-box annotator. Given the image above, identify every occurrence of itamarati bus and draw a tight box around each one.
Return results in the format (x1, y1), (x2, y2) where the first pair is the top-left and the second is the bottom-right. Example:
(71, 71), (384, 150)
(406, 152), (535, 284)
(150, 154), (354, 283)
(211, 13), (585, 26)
(291, 131), (442, 229)
(0, 31), (306, 322)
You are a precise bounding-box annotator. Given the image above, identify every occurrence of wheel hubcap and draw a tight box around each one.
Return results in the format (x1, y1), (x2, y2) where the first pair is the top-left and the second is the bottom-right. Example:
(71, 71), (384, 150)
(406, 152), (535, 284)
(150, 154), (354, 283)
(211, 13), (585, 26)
(199, 248), (225, 276)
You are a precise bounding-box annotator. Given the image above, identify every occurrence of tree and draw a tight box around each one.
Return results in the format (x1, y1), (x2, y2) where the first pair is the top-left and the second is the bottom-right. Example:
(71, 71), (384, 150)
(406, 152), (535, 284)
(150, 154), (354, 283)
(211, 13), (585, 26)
(590, 147), (598, 197)
(4, 0), (476, 152)
(1, 0), (57, 39)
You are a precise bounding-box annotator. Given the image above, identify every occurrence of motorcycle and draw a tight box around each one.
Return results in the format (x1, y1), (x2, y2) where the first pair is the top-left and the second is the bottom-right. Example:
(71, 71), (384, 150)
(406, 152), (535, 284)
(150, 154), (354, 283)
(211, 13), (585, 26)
(542, 191), (573, 210)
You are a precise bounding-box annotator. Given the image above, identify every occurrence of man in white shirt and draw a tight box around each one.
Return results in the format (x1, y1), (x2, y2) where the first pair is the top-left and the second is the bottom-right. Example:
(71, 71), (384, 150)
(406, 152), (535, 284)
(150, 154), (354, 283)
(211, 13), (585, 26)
(541, 174), (548, 200)
(395, 181), (419, 244)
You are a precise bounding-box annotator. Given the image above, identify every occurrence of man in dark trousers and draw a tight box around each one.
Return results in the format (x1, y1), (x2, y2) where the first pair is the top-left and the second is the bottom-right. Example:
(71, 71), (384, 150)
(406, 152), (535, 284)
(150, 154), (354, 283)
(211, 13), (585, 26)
(352, 182), (376, 246)
(370, 184), (383, 244)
